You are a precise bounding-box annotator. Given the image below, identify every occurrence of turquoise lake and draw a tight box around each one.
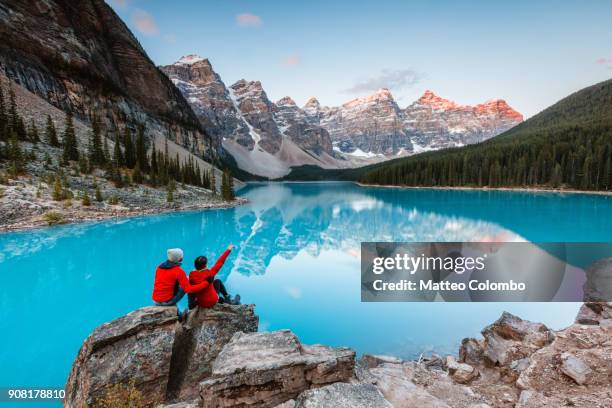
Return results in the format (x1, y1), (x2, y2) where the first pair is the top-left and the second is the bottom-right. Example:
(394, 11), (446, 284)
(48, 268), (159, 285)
(1, 182), (612, 394)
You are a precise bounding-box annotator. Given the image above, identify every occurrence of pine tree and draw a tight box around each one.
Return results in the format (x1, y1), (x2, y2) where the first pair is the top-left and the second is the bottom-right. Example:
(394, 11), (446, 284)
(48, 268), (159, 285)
(88, 115), (105, 167)
(7, 131), (24, 176)
(132, 162), (143, 184)
(0, 79), (6, 140)
(45, 115), (60, 147)
(62, 112), (79, 163)
(16, 116), (27, 140)
(221, 169), (235, 201)
(7, 83), (18, 134)
(95, 185), (103, 202)
(136, 125), (149, 172)
(52, 177), (63, 201)
(28, 119), (40, 143)
(551, 163), (562, 187)
(78, 155), (90, 174)
(103, 132), (111, 163)
(167, 179), (175, 203)
(81, 191), (91, 206)
(123, 127), (136, 169)
(113, 132), (124, 167)
(210, 169), (216, 194)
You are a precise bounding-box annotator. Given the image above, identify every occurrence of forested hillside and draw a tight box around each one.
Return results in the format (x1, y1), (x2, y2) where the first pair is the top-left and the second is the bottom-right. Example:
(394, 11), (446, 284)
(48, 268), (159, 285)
(359, 79), (612, 191)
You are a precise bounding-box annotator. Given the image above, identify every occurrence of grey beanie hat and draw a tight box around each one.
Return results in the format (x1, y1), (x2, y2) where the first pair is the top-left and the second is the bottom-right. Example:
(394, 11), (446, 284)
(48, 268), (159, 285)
(167, 248), (184, 263)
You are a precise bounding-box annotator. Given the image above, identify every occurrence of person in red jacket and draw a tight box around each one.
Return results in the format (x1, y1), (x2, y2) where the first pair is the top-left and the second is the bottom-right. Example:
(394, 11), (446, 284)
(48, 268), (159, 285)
(152, 248), (209, 320)
(188, 244), (240, 309)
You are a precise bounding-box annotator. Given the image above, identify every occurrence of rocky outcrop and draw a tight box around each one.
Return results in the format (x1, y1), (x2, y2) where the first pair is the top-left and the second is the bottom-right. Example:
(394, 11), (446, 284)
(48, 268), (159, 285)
(575, 301), (612, 325)
(65, 305), (611, 408)
(199, 330), (356, 407)
(479, 312), (554, 367)
(64, 305), (258, 407)
(65, 307), (179, 408)
(0, 0), (216, 160)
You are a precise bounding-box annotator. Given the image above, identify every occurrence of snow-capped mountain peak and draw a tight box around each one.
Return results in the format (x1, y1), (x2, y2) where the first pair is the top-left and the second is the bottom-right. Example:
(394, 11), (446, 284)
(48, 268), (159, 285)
(175, 54), (206, 65)
(276, 96), (297, 107)
(343, 88), (395, 108)
(416, 90), (461, 110)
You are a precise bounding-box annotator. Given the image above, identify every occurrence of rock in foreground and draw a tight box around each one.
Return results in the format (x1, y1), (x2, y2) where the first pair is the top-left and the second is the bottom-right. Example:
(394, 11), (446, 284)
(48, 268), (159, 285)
(294, 383), (392, 408)
(65, 304), (611, 407)
(65, 306), (179, 408)
(64, 305), (257, 407)
(199, 330), (356, 407)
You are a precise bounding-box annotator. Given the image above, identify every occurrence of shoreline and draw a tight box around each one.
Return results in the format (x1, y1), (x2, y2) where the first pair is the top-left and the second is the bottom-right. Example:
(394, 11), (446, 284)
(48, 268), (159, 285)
(355, 182), (612, 196)
(0, 197), (247, 234)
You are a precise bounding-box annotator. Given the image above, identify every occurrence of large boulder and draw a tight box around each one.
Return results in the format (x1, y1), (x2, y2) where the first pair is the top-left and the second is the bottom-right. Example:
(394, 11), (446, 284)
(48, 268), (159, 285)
(199, 330), (356, 408)
(64, 306), (179, 408)
(369, 363), (449, 408)
(294, 383), (392, 408)
(480, 312), (554, 367)
(445, 356), (479, 384)
(65, 304), (258, 407)
(168, 304), (258, 400)
(575, 302), (612, 325)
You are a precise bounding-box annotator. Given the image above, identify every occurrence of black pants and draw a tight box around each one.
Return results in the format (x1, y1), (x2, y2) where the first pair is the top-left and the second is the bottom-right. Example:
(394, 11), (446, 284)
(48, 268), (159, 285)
(188, 279), (228, 309)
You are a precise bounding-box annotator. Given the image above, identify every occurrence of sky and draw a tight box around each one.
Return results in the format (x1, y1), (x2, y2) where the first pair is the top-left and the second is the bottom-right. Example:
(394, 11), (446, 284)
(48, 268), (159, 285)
(106, 0), (612, 118)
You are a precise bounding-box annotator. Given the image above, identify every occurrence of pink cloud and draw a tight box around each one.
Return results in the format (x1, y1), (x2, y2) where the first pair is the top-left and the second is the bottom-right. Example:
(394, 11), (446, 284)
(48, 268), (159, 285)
(283, 54), (300, 67)
(595, 58), (608, 65)
(236, 13), (262, 27)
(133, 9), (158, 36)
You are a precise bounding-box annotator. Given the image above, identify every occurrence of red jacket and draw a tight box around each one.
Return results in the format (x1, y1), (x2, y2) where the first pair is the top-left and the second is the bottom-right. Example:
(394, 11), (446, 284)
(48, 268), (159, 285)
(152, 261), (208, 303)
(189, 249), (231, 308)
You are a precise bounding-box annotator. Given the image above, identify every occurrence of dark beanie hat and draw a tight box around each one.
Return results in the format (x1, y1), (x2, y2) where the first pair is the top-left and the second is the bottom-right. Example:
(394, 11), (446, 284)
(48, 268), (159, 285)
(195, 256), (208, 270)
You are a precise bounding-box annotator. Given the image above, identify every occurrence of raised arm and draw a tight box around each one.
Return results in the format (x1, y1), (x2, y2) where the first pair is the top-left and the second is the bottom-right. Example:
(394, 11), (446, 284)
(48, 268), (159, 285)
(210, 244), (234, 275)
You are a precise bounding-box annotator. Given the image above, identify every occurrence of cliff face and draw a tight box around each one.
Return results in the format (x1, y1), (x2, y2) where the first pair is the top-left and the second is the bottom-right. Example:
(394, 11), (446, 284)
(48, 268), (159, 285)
(160, 56), (253, 150)
(0, 0), (216, 160)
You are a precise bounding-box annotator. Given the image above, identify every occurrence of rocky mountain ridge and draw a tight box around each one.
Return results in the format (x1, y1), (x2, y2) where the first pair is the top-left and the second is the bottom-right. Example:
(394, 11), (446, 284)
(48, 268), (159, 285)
(161, 55), (523, 178)
(0, 1), (217, 162)
(64, 301), (612, 407)
(161, 57), (342, 179)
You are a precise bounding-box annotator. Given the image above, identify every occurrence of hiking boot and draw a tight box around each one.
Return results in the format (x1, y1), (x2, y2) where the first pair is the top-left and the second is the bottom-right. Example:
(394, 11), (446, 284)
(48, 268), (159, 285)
(230, 294), (241, 305)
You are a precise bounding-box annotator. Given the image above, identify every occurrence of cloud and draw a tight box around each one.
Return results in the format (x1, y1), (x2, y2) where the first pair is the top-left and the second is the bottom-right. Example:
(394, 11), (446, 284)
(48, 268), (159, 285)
(595, 57), (612, 70)
(283, 54), (300, 67)
(133, 9), (158, 36)
(342, 68), (423, 94)
(236, 13), (262, 27)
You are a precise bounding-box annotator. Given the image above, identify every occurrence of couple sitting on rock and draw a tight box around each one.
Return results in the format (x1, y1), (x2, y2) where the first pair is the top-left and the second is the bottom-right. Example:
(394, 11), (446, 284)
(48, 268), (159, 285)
(151, 244), (240, 320)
